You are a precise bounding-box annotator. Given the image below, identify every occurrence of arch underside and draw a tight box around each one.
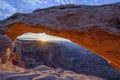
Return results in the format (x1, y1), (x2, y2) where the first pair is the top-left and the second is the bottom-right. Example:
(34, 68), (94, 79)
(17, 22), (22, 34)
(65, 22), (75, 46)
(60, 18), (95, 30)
(7, 23), (120, 71)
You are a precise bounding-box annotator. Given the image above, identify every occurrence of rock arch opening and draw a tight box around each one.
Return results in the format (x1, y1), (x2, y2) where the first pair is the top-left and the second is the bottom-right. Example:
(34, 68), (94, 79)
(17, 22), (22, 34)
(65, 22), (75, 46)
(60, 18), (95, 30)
(6, 23), (120, 71)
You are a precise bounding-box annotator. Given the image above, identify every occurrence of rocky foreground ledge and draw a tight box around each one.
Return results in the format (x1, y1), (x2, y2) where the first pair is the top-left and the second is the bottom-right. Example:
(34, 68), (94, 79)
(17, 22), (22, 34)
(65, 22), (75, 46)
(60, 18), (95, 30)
(0, 65), (105, 80)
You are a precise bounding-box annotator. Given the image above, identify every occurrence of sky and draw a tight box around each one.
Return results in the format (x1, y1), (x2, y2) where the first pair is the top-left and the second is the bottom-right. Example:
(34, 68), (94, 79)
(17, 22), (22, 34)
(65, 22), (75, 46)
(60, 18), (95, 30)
(17, 32), (71, 42)
(0, 0), (120, 20)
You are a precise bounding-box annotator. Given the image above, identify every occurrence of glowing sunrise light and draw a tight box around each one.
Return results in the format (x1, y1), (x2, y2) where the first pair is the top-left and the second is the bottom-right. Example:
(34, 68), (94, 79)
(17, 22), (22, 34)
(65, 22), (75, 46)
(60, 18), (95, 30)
(17, 32), (71, 42)
(38, 36), (49, 42)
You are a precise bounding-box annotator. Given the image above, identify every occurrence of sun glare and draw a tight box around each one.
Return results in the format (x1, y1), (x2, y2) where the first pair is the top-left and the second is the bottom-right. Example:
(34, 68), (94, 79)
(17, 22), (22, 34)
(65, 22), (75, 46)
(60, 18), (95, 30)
(38, 37), (49, 42)
(17, 32), (71, 42)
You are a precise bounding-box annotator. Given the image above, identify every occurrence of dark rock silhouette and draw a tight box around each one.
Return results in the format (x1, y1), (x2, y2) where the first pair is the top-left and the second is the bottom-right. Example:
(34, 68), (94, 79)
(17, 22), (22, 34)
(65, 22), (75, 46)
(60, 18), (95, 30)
(0, 34), (12, 63)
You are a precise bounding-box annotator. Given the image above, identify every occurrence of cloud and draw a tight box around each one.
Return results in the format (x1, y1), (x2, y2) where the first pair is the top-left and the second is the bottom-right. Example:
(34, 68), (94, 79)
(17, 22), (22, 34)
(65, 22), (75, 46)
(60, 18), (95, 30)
(56, 0), (61, 2)
(0, 0), (120, 20)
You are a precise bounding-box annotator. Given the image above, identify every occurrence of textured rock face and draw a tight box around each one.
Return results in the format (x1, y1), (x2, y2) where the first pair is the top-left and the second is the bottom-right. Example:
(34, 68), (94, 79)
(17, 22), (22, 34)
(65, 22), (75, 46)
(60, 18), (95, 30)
(0, 65), (105, 80)
(0, 3), (120, 71)
(0, 34), (12, 63)
(0, 25), (9, 34)
(0, 34), (12, 49)
(0, 34), (25, 67)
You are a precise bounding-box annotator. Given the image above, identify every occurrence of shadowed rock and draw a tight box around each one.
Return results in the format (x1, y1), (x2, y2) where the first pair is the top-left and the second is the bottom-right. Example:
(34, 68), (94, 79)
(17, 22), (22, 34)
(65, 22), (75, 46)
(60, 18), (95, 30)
(1, 65), (105, 80)
(0, 34), (25, 67)
(0, 25), (9, 34)
(0, 34), (12, 49)
(0, 34), (12, 63)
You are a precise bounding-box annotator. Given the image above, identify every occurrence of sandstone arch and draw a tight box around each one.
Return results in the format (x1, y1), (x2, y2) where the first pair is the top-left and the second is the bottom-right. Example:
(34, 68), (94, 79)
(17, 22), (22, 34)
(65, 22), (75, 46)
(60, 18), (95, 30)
(0, 3), (120, 71)
(6, 22), (120, 71)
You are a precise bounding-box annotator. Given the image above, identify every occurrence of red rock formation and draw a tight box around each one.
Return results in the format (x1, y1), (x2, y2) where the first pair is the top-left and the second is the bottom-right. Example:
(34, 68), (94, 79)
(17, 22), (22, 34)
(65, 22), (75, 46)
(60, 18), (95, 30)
(0, 3), (120, 71)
